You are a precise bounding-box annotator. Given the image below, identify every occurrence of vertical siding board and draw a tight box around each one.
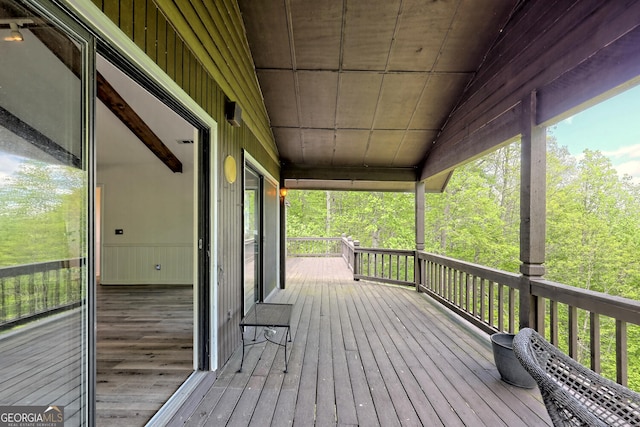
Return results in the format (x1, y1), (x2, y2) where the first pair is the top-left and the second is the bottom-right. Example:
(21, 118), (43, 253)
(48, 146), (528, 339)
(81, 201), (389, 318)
(90, 0), (103, 11)
(175, 40), (183, 89)
(119, 0), (134, 38)
(146, 1), (158, 62)
(190, 54), (198, 104)
(156, 15), (167, 72)
(103, 1), (119, 24)
(133, 0), (146, 51)
(166, 26), (176, 81)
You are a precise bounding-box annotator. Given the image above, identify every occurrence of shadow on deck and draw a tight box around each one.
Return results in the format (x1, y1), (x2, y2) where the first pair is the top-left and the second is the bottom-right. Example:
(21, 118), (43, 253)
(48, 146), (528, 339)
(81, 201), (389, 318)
(174, 257), (551, 426)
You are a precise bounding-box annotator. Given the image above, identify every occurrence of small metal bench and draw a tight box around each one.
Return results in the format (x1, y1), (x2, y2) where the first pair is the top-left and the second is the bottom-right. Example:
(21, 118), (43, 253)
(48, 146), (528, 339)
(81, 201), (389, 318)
(239, 303), (293, 373)
(513, 327), (640, 426)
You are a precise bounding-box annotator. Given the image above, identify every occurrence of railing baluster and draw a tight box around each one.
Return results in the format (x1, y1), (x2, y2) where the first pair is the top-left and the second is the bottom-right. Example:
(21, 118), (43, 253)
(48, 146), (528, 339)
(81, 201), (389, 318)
(15, 277), (21, 319)
(472, 276), (478, 318)
(508, 287), (515, 333)
(489, 281), (495, 328)
(463, 273), (469, 312)
(590, 312), (601, 374)
(616, 320), (628, 386)
(29, 272), (36, 316)
(455, 270), (462, 307)
(498, 284), (505, 332)
(535, 296), (545, 333)
(480, 278), (486, 324)
(569, 305), (578, 359)
(550, 300), (559, 345)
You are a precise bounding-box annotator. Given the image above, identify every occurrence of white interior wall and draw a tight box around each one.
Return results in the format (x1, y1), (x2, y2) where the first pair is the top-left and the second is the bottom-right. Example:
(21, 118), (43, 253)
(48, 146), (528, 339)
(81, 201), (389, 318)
(95, 68), (196, 285)
(98, 162), (194, 284)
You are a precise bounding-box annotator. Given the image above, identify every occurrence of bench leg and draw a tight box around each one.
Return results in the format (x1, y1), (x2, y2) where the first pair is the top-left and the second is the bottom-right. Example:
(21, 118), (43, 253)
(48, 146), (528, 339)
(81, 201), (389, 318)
(284, 327), (290, 373)
(238, 324), (245, 373)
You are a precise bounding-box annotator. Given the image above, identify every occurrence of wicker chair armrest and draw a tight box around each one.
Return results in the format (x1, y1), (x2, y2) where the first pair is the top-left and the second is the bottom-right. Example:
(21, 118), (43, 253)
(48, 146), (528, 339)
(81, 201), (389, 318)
(513, 328), (640, 427)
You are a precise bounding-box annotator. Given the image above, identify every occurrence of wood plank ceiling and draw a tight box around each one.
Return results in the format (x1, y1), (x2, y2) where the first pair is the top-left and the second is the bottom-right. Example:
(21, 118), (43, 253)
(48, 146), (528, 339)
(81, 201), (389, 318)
(238, 0), (519, 191)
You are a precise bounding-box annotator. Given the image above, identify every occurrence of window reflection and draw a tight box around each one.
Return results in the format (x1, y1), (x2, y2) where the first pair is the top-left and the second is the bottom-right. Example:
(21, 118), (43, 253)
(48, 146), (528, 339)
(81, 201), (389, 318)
(0, 0), (89, 425)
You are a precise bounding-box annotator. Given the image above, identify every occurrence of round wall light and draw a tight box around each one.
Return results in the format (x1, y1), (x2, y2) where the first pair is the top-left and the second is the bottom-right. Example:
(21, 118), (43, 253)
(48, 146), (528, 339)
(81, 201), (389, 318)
(224, 155), (237, 183)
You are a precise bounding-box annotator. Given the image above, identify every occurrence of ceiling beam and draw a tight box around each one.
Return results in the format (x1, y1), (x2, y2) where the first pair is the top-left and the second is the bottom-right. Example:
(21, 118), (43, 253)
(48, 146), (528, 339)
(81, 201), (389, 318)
(96, 73), (183, 173)
(0, 105), (81, 168)
(30, 25), (183, 173)
(282, 165), (418, 182)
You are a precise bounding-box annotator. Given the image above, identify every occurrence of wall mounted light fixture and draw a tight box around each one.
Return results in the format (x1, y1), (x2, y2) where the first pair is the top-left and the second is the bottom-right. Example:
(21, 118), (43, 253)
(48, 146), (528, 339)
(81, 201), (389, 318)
(5, 23), (23, 42)
(1, 19), (34, 42)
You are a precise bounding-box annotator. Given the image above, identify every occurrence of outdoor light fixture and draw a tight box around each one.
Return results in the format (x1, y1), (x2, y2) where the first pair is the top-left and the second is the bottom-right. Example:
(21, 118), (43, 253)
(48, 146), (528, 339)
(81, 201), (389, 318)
(280, 187), (288, 198)
(5, 23), (23, 41)
(1, 19), (33, 42)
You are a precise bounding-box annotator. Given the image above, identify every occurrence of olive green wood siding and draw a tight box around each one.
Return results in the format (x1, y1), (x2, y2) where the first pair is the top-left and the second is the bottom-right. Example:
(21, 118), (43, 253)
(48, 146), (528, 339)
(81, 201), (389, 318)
(91, 0), (280, 366)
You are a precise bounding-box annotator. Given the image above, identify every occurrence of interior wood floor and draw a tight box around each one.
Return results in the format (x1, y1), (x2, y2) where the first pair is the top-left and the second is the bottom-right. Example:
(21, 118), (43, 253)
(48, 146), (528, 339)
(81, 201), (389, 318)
(171, 257), (552, 426)
(96, 284), (194, 426)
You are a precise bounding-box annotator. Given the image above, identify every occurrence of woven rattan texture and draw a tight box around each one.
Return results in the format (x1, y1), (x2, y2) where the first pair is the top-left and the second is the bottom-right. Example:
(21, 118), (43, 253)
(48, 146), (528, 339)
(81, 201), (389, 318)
(513, 328), (640, 427)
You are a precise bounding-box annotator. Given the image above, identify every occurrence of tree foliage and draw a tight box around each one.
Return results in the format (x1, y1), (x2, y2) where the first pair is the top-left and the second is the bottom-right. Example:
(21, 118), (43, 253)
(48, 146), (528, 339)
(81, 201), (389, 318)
(0, 158), (85, 267)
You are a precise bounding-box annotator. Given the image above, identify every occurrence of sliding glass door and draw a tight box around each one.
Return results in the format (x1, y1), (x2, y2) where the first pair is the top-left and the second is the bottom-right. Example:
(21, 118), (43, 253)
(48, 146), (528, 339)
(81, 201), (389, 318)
(0, 0), (94, 424)
(243, 167), (261, 313)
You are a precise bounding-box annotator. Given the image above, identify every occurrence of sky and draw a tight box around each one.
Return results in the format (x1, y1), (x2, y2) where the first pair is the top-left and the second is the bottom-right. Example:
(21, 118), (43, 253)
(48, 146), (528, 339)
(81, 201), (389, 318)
(549, 84), (640, 181)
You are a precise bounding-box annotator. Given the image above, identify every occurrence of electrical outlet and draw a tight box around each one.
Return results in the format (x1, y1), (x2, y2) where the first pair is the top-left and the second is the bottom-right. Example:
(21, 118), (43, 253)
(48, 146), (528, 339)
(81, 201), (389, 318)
(155, 264), (161, 270)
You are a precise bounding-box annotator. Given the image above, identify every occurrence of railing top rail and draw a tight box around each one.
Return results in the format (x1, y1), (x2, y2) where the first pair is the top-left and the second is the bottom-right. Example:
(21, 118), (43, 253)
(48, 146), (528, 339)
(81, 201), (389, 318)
(418, 251), (521, 287)
(531, 278), (640, 326)
(287, 237), (343, 241)
(354, 247), (415, 256)
(0, 258), (84, 278)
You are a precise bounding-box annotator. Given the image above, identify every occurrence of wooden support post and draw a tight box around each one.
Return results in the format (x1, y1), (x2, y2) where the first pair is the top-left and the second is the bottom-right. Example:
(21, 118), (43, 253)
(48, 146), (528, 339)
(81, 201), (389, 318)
(279, 186), (287, 290)
(519, 91), (546, 330)
(415, 182), (425, 291)
(353, 240), (360, 280)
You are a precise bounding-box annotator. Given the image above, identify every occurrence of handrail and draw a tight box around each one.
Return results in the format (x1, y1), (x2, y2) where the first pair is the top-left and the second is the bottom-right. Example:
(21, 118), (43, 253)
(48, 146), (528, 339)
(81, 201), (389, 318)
(0, 258), (84, 329)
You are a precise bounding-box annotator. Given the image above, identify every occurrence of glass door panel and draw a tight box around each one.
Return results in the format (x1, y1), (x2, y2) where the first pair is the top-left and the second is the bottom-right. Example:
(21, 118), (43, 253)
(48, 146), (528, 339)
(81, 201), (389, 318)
(0, 0), (93, 425)
(243, 167), (261, 314)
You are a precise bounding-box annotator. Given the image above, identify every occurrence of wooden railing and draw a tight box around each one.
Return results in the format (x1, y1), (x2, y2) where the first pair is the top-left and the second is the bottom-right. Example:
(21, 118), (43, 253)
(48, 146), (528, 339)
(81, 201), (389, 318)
(0, 258), (84, 329)
(417, 252), (521, 334)
(333, 237), (640, 388)
(415, 252), (640, 388)
(528, 278), (640, 385)
(286, 237), (343, 257)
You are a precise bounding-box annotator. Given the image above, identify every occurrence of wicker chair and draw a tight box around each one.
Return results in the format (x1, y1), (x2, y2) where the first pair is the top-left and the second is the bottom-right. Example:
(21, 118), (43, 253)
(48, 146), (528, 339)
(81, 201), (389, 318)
(513, 328), (640, 427)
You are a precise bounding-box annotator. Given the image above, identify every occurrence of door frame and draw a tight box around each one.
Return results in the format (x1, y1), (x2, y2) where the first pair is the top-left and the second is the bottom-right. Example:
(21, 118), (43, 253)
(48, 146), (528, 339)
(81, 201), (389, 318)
(242, 151), (281, 307)
(65, 0), (220, 373)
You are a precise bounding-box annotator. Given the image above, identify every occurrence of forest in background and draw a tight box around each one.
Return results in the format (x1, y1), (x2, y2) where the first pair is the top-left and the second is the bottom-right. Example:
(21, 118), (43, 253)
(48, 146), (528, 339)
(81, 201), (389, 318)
(286, 136), (640, 389)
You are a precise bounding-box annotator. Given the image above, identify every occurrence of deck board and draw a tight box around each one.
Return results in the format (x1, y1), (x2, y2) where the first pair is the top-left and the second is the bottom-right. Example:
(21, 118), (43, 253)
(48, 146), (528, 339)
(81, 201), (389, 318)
(179, 257), (552, 426)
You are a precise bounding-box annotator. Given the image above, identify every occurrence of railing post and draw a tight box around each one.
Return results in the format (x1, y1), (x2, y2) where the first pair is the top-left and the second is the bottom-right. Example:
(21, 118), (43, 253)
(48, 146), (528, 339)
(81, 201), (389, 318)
(414, 251), (421, 292)
(353, 240), (360, 280)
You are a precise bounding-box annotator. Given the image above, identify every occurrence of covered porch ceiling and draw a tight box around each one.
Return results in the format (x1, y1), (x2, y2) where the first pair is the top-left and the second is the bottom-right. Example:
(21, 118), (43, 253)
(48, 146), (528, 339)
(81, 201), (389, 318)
(238, 0), (640, 192)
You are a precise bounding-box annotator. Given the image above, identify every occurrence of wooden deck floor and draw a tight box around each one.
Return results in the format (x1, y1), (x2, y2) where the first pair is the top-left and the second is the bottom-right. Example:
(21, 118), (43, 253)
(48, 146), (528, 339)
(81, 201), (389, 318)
(96, 284), (194, 426)
(0, 284), (193, 427)
(174, 257), (552, 426)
